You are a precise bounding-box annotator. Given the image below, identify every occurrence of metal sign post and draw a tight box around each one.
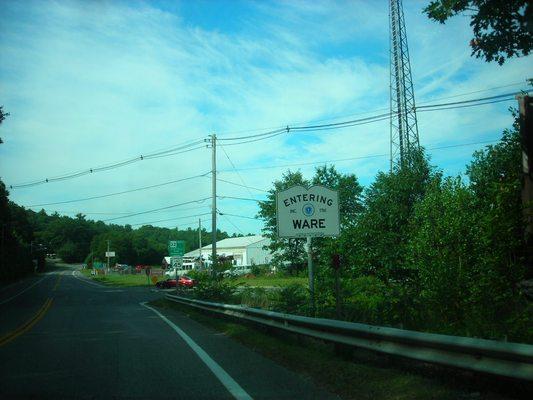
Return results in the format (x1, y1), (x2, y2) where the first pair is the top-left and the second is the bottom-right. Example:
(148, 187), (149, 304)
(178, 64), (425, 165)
(276, 185), (340, 317)
(307, 236), (315, 316)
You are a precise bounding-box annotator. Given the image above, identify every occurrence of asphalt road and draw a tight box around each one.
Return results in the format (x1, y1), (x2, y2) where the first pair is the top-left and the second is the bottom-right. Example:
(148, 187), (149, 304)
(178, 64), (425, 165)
(0, 266), (338, 400)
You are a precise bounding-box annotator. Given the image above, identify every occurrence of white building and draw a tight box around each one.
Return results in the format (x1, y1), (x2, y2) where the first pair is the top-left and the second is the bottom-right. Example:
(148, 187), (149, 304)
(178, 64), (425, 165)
(184, 235), (271, 267)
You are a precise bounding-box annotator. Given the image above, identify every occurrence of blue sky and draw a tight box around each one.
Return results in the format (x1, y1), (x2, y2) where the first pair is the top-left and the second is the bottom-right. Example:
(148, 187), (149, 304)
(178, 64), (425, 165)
(0, 0), (531, 236)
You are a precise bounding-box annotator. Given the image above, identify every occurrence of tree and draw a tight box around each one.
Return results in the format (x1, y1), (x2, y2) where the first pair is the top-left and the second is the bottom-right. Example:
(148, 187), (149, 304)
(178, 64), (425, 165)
(257, 166), (363, 275)
(0, 106), (9, 144)
(407, 177), (480, 333)
(257, 170), (309, 274)
(347, 150), (438, 284)
(424, 0), (532, 64)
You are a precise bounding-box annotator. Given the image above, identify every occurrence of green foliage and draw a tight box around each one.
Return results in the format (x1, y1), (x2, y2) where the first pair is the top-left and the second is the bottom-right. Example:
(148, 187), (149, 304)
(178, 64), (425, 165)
(348, 149), (437, 284)
(240, 287), (272, 308)
(424, 0), (532, 65)
(257, 170), (308, 272)
(258, 165), (363, 275)
(191, 276), (236, 303)
(0, 105), (9, 144)
(274, 283), (309, 315)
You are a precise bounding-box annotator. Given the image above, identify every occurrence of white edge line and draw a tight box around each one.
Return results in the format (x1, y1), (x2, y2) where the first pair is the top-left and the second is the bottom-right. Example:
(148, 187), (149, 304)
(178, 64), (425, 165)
(140, 302), (253, 400)
(0, 275), (49, 305)
(71, 271), (105, 287)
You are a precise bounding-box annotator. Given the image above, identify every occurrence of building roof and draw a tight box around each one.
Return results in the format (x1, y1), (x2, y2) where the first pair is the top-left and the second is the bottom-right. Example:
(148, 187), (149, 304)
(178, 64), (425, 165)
(184, 235), (267, 257)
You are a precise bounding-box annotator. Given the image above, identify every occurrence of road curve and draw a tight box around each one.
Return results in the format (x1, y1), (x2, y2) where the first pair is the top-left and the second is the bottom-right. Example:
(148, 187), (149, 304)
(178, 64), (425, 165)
(0, 267), (337, 399)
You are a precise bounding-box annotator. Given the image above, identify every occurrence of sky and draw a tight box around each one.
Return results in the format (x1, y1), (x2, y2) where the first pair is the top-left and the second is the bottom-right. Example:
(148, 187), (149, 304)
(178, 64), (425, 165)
(0, 0), (531, 236)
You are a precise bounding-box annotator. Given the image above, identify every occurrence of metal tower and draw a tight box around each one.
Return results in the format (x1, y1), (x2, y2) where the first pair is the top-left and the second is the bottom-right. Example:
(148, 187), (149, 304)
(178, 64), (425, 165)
(389, 0), (419, 170)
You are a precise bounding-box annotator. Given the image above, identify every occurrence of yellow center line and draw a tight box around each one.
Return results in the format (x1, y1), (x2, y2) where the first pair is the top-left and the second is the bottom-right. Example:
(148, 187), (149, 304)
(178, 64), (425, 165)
(0, 297), (54, 347)
(52, 275), (62, 291)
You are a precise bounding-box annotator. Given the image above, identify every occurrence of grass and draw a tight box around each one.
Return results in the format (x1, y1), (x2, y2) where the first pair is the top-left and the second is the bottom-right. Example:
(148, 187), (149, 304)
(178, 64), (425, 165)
(150, 298), (520, 400)
(227, 275), (308, 288)
(81, 269), (163, 287)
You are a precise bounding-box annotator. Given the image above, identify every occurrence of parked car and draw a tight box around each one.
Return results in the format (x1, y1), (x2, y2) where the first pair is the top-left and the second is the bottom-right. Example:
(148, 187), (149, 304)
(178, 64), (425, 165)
(165, 267), (191, 278)
(178, 275), (197, 288)
(223, 266), (252, 277)
(135, 265), (146, 273)
(156, 279), (177, 289)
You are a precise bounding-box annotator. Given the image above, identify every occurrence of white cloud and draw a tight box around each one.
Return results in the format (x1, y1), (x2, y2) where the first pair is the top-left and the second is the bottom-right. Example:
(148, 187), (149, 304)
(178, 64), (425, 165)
(0, 0), (531, 235)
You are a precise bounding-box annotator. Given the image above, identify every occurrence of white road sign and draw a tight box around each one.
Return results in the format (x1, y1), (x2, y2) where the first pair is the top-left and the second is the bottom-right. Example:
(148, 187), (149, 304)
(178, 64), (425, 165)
(105, 251), (115, 257)
(170, 256), (183, 269)
(276, 185), (340, 238)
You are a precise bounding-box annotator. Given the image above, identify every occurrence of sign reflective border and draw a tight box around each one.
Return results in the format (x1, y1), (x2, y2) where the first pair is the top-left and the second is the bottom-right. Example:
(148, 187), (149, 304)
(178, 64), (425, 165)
(276, 185), (340, 238)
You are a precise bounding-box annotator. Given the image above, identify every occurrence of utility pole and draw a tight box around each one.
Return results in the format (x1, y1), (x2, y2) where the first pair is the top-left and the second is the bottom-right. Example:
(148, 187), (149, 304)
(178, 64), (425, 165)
(307, 236), (315, 317)
(211, 134), (217, 276)
(198, 218), (203, 270)
(106, 240), (110, 275)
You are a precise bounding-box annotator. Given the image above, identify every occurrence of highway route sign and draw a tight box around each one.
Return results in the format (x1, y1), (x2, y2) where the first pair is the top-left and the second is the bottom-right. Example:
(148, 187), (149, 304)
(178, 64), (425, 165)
(168, 240), (185, 257)
(276, 185), (340, 238)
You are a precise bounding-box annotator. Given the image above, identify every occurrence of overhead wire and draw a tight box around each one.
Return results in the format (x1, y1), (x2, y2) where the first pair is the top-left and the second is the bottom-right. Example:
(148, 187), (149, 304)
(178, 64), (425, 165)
(215, 81), (528, 137)
(219, 144), (257, 200)
(9, 139), (206, 189)
(217, 209), (245, 235)
(25, 172), (210, 207)
(129, 212), (212, 227)
(8, 86), (531, 189)
(215, 177), (269, 193)
(218, 139), (501, 173)
(32, 204), (211, 217)
(102, 197), (211, 222)
(217, 211), (260, 221)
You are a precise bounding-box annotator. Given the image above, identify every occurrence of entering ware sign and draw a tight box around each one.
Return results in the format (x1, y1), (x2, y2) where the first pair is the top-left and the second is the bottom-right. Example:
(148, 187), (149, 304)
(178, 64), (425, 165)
(276, 185), (340, 238)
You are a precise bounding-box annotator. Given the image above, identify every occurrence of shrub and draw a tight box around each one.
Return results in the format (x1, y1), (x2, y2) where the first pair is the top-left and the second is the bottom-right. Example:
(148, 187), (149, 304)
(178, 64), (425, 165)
(275, 283), (309, 315)
(240, 287), (272, 309)
(192, 276), (236, 303)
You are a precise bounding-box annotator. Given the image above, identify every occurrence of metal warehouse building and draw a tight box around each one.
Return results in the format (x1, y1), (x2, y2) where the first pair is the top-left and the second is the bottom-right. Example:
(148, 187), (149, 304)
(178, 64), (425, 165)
(184, 235), (271, 267)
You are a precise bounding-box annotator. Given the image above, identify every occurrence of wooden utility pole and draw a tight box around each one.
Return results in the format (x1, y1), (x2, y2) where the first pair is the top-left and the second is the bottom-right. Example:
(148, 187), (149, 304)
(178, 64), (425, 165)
(211, 134), (217, 276)
(198, 218), (203, 270)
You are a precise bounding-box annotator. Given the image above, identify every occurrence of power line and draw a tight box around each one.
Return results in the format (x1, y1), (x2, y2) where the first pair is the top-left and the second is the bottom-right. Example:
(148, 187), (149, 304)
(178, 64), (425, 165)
(9, 140), (206, 189)
(217, 209), (245, 234)
(31, 204), (211, 216)
(9, 86), (530, 189)
(215, 83), (529, 140)
(217, 211), (260, 221)
(218, 139), (501, 173)
(219, 144), (257, 200)
(129, 212), (211, 227)
(216, 81), (528, 137)
(215, 177), (269, 193)
(25, 172), (210, 207)
(102, 197), (211, 222)
(217, 195), (264, 202)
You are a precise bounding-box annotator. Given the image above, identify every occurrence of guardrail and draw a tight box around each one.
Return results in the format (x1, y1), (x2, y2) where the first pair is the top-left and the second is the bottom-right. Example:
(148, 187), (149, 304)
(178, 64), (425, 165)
(165, 293), (533, 381)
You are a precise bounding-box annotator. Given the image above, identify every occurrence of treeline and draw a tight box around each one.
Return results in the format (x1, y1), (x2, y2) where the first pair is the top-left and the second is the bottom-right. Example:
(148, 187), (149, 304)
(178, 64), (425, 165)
(259, 116), (532, 342)
(0, 189), (238, 280)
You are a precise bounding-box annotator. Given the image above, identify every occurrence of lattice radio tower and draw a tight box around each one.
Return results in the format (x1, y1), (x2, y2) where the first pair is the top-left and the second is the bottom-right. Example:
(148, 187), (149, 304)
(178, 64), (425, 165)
(389, 0), (420, 170)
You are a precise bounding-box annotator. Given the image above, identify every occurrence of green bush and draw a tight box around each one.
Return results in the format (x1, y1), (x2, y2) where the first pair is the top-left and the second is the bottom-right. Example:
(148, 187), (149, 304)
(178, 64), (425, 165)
(192, 276), (236, 303)
(275, 283), (309, 315)
(240, 286), (272, 309)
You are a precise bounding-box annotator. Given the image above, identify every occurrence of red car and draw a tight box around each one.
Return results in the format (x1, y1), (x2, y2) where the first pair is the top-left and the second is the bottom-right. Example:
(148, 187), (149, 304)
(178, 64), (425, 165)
(156, 279), (177, 289)
(178, 276), (197, 288)
(135, 265), (146, 273)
